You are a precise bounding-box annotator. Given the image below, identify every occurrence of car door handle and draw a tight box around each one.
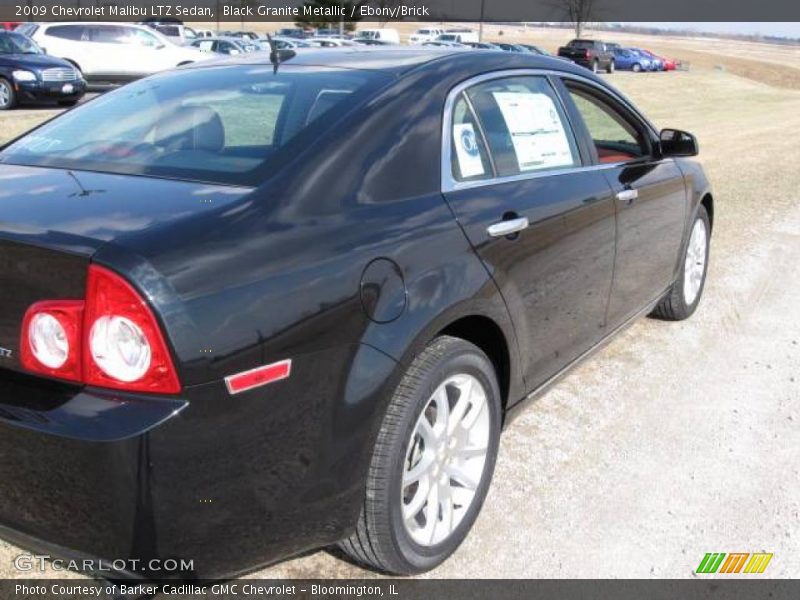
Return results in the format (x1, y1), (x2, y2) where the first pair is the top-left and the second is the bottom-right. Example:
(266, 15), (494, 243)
(487, 217), (529, 238)
(616, 189), (639, 203)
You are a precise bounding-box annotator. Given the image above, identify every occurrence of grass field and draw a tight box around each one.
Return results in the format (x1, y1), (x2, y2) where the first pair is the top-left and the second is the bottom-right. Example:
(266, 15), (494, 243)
(0, 28), (798, 580)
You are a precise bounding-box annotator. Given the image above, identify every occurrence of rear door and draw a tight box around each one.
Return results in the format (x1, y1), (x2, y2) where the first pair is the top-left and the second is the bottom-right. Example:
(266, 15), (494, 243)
(442, 72), (617, 392)
(560, 78), (686, 326)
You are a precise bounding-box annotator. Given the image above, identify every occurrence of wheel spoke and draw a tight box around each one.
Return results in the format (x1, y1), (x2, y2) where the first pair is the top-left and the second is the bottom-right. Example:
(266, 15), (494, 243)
(423, 482), (439, 544)
(454, 443), (488, 460)
(432, 385), (449, 436)
(447, 378), (473, 436)
(445, 463), (479, 490)
(403, 473), (430, 519)
(403, 454), (434, 486)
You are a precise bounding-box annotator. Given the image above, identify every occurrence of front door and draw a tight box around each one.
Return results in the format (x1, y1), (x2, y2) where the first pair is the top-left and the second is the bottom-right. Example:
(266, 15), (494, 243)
(442, 74), (617, 392)
(561, 81), (687, 326)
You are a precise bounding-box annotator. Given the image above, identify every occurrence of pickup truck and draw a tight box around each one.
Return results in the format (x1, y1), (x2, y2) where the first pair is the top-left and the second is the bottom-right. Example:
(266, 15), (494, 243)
(557, 39), (615, 73)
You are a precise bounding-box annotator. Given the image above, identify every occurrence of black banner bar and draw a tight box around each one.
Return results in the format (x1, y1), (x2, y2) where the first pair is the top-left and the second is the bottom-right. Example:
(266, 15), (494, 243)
(1, 0), (799, 23)
(3, 579), (800, 600)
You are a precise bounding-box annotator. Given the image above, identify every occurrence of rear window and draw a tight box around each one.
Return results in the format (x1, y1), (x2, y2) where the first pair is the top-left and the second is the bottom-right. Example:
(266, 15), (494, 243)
(0, 65), (390, 187)
(568, 40), (594, 49)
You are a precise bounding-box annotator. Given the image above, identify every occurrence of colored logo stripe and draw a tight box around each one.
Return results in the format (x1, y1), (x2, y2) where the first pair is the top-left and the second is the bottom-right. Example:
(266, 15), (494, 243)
(744, 553), (773, 574)
(696, 552), (773, 574)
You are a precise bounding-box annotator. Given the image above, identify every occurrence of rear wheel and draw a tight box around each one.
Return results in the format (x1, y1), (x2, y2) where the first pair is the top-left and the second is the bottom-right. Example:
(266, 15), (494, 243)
(651, 205), (710, 320)
(632, 63), (642, 73)
(607, 60), (615, 74)
(0, 78), (16, 111)
(591, 59), (599, 73)
(339, 335), (501, 574)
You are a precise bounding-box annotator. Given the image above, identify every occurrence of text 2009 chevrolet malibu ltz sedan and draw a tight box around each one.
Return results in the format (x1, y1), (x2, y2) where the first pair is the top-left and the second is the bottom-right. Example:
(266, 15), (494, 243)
(0, 48), (712, 578)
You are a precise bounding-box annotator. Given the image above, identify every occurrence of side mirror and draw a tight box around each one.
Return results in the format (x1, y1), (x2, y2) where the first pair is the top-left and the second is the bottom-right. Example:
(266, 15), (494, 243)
(660, 128), (698, 157)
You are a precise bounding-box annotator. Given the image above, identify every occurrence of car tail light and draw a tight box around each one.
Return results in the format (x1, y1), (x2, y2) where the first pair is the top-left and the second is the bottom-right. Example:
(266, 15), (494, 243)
(20, 265), (181, 394)
(585, 49), (591, 58)
(20, 300), (84, 383)
(83, 265), (181, 394)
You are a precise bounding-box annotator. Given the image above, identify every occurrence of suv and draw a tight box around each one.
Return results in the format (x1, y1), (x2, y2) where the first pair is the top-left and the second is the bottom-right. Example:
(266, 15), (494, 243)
(558, 39), (615, 73)
(22, 22), (207, 85)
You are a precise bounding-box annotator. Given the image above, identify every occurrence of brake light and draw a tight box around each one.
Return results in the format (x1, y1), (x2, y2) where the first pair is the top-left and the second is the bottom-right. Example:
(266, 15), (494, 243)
(19, 265), (181, 394)
(83, 265), (181, 394)
(20, 300), (84, 383)
(585, 49), (591, 58)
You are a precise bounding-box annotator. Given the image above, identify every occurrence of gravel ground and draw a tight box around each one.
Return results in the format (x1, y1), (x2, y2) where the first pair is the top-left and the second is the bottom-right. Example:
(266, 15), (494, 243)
(0, 62), (798, 580)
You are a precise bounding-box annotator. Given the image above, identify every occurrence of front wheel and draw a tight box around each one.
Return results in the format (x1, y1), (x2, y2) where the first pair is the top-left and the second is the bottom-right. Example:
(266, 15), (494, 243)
(651, 205), (710, 320)
(591, 59), (599, 73)
(0, 78), (16, 111)
(339, 336), (502, 574)
(632, 63), (642, 73)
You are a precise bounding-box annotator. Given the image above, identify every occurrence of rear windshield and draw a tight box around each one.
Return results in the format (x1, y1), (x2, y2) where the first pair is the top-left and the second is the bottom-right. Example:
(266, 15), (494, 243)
(568, 40), (594, 48)
(0, 65), (390, 186)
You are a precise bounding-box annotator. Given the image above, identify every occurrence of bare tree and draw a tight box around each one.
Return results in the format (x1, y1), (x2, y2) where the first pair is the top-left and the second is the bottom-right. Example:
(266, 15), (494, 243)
(374, 0), (402, 27)
(561, 0), (595, 39)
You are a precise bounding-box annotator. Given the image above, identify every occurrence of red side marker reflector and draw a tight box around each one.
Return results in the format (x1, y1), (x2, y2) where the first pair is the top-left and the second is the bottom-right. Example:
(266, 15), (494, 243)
(224, 359), (292, 395)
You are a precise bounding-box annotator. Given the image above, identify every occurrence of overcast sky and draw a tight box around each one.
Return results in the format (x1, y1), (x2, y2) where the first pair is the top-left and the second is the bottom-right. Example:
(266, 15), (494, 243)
(619, 22), (800, 38)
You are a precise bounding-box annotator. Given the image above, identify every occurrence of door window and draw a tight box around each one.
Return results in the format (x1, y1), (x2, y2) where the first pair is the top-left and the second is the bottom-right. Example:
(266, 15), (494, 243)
(464, 76), (580, 177)
(449, 95), (492, 181)
(90, 26), (128, 44)
(128, 28), (161, 48)
(565, 84), (650, 163)
(46, 25), (85, 41)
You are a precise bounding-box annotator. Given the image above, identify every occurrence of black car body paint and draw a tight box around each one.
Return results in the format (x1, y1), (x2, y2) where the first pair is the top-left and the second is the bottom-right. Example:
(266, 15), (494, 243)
(0, 49), (712, 578)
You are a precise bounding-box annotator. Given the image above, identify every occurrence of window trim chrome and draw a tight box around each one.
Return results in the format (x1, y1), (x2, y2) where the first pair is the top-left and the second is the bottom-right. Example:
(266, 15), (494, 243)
(441, 68), (659, 194)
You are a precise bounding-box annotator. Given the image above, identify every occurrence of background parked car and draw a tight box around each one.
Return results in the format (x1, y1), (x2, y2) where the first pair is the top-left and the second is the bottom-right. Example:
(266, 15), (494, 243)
(444, 28), (479, 43)
(636, 49), (665, 71)
(274, 27), (308, 39)
(192, 37), (260, 55)
(558, 39), (615, 73)
(354, 28), (400, 44)
(464, 42), (500, 50)
(194, 29), (214, 39)
(409, 28), (444, 44)
(494, 42), (526, 52)
(308, 37), (356, 48)
(0, 30), (86, 110)
(24, 22), (208, 85)
(1, 22), (19, 31)
(262, 36), (313, 50)
(423, 40), (466, 48)
(612, 47), (651, 72)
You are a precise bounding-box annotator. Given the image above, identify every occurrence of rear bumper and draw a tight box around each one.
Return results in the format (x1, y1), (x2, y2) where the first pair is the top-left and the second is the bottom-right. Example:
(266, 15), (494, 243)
(0, 343), (399, 579)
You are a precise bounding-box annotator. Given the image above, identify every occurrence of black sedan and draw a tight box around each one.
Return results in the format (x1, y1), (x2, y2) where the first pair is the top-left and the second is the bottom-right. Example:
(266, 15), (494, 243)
(0, 31), (86, 109)
(0, 48), (712, 577)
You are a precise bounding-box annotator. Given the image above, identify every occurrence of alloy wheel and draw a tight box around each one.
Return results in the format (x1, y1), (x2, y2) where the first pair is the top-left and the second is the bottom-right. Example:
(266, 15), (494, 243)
(401, 373), (490, 547)
(683, 218), (708, 305)
(0, 82), (10, 108)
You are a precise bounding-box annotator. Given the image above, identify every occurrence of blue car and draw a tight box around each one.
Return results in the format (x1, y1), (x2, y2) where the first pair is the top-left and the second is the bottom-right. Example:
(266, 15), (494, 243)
(613, 48), (651, 72)
(637, 49), (665, 71)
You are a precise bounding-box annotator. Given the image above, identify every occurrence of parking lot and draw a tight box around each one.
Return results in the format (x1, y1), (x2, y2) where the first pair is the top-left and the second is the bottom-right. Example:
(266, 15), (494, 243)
(0, 32), (798, 580)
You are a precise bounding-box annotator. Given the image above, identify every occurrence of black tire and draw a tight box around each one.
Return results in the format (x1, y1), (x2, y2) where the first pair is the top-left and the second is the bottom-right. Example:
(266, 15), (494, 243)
(651, 205), (711, 321)
(633, 63), (641, 73)
(339, 335), (502, 574)
(591, 59), (599, 74)
(607, 60), (615, 74)
(0, 78), (16, 111)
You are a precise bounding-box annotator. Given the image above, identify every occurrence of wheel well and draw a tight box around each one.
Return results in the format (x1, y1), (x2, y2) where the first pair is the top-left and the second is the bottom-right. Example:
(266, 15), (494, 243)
(439, 316), (511, 410)
(701, 193), (714, 230)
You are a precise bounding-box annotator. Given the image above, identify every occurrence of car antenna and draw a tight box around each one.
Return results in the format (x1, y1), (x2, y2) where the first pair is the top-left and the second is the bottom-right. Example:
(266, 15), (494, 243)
(266, 33), (294, 74)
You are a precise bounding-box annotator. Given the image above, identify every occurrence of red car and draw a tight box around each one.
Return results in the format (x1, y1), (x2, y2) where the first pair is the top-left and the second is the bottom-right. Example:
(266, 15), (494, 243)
(646, 48), (677, 70)
(1, 23), (20, 31)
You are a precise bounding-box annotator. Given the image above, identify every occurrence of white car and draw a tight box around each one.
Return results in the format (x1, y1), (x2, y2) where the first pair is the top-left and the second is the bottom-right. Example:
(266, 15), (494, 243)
(440, 29), (479, 44)
(408, 28), (444, 44)
(21, 22), (208, 84)
(354, 28), (400, 44)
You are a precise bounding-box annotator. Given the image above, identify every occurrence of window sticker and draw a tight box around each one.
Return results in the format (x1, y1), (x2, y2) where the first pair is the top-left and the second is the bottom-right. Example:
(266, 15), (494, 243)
(492, 92), (575, 172)
(453, 123), (485, 178)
